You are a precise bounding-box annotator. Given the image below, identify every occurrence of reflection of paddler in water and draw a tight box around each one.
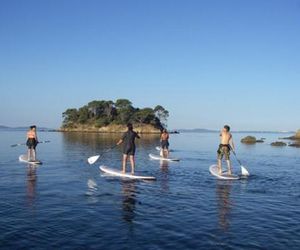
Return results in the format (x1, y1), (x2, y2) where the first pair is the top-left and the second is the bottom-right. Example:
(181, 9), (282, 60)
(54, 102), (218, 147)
(160, 160), (170, 193)
(216, 180), (233, 231)
(160, 159), (169, 169)
(27, 164), (37, 207)
(121, 180), (136, 223)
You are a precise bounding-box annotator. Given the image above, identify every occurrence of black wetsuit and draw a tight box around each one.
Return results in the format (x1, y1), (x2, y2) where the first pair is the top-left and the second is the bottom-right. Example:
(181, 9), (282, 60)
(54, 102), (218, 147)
(161, 140), (169, 150)
(122, 130), (140, 155)
(26, 138), (38, 149)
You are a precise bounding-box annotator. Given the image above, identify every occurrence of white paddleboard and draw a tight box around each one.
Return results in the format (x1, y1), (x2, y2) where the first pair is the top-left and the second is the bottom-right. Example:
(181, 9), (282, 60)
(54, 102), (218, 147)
(149, 153), (180, 162)
(99, 166), (156, 180)
(156, 146), (174, 152)
(19, 154), (42, 165)
(209, 165), (239, 180)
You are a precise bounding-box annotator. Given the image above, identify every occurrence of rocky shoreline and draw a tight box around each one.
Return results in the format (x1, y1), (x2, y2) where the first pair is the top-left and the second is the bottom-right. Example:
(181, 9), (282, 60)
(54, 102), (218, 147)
(282, 130), (300, 140)
(58, 124), (162, 134)
(240, 130), (300, 148)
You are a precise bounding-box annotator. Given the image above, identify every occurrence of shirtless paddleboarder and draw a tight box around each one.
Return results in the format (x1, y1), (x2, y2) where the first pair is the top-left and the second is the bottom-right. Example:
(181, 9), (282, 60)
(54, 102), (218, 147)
(217, 125), (235, 175)
(26, 125), (38, 161)
(160, 129), (170, 158)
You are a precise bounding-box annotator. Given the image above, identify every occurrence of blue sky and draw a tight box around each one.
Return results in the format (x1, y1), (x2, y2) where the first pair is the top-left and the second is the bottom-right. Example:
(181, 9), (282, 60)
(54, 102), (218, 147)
(0, 0), (299, 130)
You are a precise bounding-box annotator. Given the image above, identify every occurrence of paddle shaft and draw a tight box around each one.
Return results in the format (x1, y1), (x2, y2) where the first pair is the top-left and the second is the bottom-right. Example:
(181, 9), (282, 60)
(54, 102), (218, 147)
(232, 150), (243, 166)
(88, 144), (119, 164)
(101, 144), (118, 156)
(11, 140), (50, 147)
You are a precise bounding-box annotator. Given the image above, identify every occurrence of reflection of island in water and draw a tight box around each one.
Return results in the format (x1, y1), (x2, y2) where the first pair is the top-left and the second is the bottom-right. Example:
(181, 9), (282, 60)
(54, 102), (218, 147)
(62, 132), (160, 151)
(216, 180), (233, 231)
(27, 165), (37, 207)
(121, 180), (137, 223)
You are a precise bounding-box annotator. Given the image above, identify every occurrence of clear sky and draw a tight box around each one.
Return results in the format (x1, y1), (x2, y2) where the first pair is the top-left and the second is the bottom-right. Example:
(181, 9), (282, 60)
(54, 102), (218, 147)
(0, 0), (299, 131)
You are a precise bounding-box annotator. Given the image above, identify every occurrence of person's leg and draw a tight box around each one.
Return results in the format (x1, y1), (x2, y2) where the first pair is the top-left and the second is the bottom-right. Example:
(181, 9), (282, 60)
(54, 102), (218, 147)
(160, 143), (164, 157)
(129, 155), (135, 174)
(217, 147), (223, 174)
(166, 143), (170, 158)
(226, 160), (232, 175)
(217, 159), (222, 175)
(225, 148), (232, 175)
(165, 149), (169, 158)
(122, 154), (128, 173)
(32, 148), (36, 161)
(27, 148), (31, 161)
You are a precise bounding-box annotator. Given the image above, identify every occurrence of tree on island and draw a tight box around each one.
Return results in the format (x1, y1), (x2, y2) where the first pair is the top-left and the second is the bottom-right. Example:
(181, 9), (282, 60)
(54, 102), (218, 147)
(62, 99), (169, 130)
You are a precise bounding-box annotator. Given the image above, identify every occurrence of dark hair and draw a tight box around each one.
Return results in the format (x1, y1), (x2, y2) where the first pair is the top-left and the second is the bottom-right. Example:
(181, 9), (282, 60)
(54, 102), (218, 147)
(30, 125), (36, 129)
(224, 125), (230, 131)
(127, 123), (133, 131)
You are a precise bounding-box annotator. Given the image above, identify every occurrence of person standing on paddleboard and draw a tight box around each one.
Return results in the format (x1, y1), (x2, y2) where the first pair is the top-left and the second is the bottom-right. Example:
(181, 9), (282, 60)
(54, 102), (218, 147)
(26, 125), (38, 161)
(217, 125), (235, 175)
(117, 123), (140, 174)
(160, 129), (170, 158)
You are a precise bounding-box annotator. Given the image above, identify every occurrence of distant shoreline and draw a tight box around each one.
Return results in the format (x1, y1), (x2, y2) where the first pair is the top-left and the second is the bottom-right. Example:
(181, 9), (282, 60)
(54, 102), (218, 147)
(0, 125), (296, 134)
(58, 124), (162, 134)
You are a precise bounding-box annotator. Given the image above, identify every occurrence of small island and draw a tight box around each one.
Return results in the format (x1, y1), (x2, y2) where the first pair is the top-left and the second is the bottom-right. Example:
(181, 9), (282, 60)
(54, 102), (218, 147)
(59, 99), (169, 133)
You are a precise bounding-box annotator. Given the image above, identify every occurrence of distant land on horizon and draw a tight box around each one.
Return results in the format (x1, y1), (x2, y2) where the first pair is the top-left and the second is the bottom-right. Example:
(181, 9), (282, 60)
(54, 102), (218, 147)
(0, 125), (295, 134)
(0, 125), (54, 131)
(177, 128), (295, 134)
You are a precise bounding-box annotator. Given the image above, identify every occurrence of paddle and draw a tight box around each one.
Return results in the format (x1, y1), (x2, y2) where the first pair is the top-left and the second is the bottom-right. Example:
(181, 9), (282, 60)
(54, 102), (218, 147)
(87, 144), (118, 165)
(231, 150), (250, 176)
(10, 140), (51, 147)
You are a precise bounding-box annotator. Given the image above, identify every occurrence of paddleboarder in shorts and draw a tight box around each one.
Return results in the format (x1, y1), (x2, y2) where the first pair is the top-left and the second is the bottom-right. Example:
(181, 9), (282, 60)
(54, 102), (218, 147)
(217, 125), (235, 175)
(117, 123), (140, 174)
(26, 125), (38, 161)
(160, 129), (170, 158)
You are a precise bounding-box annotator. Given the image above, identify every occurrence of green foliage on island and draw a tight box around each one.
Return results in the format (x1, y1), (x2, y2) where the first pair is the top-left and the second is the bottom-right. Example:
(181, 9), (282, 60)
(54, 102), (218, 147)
(62, 99), (169, 130)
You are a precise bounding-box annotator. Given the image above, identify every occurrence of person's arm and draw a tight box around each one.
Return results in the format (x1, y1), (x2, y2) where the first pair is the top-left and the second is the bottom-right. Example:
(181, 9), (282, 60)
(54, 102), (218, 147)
(117, 132), (126, 145)
(136, 132), (140, 139)
(35, 131), (39, 142)
(229, 135), (235, 151)
(116, 139), (123, 145)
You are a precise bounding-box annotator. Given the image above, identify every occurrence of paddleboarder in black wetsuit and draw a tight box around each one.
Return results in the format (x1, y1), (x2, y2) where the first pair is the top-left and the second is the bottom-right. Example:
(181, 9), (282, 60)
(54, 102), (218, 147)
(117, 123), (140, 174)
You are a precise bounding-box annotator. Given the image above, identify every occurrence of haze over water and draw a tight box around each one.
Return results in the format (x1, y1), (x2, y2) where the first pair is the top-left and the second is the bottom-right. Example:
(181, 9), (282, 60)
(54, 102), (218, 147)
(0, 130), (299, 249)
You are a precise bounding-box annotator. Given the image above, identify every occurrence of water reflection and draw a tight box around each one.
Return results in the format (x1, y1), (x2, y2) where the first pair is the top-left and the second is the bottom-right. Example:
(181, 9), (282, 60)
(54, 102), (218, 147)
(160, 161), (170, 193)
(216, 180), (233, 231)
(62, 132), (159, 150)
(27, 164), (37, 207)
(86, 178), (99, 203)
(121, 180), (136, 223)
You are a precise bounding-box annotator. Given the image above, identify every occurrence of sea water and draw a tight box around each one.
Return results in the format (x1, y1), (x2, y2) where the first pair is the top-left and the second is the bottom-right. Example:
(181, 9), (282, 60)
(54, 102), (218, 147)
(0, 130), (299, 249)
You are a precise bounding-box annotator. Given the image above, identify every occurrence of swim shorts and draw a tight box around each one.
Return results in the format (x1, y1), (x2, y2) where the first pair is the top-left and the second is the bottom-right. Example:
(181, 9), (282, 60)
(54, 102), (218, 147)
(26, 138), (37, 149)
(217, 144), (230, 160)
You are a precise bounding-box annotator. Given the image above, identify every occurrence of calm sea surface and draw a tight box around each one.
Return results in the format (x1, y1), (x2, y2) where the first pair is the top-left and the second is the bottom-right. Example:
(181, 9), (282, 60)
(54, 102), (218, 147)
(0, 130), (299, 249)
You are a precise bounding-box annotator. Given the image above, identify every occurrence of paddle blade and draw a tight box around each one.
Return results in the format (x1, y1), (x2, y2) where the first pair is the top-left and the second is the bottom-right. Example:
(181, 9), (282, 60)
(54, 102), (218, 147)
(241, 166), (250, 176)
(87, 155), (100, 165)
